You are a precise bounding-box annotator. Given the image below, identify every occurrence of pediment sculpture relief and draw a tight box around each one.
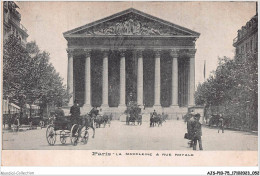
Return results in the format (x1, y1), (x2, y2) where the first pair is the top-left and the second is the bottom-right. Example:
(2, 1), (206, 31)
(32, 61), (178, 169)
(85, 18), (180, 36)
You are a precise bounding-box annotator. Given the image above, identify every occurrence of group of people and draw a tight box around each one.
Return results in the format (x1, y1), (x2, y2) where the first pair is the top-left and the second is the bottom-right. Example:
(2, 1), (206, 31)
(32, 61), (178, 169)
(69, 100), (108, 123)
(186, 110), (203, 150)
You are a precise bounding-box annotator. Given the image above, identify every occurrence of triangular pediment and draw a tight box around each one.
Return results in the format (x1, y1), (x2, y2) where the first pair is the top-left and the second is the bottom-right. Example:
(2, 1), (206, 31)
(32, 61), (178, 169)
(64, 8), (200, 37)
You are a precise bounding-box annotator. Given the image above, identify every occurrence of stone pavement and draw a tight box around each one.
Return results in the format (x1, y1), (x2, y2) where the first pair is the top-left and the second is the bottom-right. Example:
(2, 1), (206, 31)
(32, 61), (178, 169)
(2, 120), (258, 150)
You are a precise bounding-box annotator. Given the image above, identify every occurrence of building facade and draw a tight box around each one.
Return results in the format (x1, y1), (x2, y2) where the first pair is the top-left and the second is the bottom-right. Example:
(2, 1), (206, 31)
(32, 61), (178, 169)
(233, 13), (258, 57)
(63, 8), (200, 116)
(3, 1), (28, 46)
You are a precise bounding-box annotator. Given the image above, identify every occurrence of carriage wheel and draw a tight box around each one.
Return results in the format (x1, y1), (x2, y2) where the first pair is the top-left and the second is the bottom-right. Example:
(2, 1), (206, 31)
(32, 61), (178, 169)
(60, 130), (66, 144)
(70, 124), (79, 146)
(46, 125), (56, 145)
(81, 127), (89, 144)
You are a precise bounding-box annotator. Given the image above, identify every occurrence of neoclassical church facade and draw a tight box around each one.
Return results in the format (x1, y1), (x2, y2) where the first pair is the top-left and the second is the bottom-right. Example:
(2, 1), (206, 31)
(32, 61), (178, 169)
(63, 8), (200, 118)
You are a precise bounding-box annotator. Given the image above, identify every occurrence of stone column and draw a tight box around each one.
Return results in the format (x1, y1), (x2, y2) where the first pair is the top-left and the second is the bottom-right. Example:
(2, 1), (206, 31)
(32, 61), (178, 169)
(118, 50), (126, 110)
(188, 49), (196, 107)
(84, 49), (91, 109)
(137, 50), (144, 107)
(171, 49), (179, 107)
(101, 50), (109, 108)
(67, 49), (74, 106)
(153, 50), (161, 109)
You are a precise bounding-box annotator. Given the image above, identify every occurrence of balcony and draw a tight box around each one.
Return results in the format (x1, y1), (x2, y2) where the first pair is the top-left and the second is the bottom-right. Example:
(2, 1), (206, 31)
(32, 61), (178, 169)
(20, 23), (28, 33)
(233, 36), (238, 45)
(21, 39), (27, 48)
(9, 16), (28, 34)
(3, 2), (8, 11)
(13, 10), (21, 20)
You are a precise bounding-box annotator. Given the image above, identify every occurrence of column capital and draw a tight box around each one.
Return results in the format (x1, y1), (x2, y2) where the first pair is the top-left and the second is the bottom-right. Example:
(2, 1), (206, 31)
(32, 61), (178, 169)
(170, 49), (179, 58)
(136, 49), (144, 58)
(119, 49), (126, 57)
(66, 48), (74, 57)
(83, 49), (91, 57)
(154, 50), (161, 58)
(188, 49), (197, 57)
(102, 50), (109, 58)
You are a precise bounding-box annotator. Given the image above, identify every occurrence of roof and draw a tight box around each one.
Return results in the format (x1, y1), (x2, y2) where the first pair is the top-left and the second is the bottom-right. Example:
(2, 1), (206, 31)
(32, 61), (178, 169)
(63, 8), (200, 37)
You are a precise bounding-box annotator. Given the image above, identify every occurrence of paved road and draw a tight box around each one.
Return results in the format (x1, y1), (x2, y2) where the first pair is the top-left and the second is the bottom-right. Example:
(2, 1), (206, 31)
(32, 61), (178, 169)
(2, 120), (258, 150)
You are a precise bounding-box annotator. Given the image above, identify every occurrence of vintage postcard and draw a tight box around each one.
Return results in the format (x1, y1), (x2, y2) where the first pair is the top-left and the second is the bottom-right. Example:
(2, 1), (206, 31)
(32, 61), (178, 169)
(1, 1), (258, 170)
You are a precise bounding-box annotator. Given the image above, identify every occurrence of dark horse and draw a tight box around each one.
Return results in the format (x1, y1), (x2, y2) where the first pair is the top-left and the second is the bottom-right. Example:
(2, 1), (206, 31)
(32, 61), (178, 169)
(81, 114), (96, 138)
(126, 113), (136, 125)
(94, 114), (110, 128)
(150, 113), (164, 127)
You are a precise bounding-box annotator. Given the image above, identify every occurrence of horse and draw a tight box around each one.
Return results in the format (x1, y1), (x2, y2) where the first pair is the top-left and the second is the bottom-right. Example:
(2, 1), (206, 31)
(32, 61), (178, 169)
(150, 114), (164, 127)
(94, 114), (109, 128)
(126, 112), (136, 125)
(128, 113), (136, 125)
(81, 114), (95, 138)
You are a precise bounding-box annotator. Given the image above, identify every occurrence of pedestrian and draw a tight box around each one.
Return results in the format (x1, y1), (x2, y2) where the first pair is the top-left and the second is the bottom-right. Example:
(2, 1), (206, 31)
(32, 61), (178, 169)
(218, 114), (224, 133)
(152, 109), (157, 117)
(150, 112), (154, 127)
(99, 108), (103, 116)
(191, 113), (203, 150)
(187, 114), (195, 147)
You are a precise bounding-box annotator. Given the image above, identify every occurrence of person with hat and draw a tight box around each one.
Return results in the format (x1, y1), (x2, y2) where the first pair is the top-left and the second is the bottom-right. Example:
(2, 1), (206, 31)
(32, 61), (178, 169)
(70, 99), (81, 124)
(186, 114), (195, 147)
(191, 113), (203, 150)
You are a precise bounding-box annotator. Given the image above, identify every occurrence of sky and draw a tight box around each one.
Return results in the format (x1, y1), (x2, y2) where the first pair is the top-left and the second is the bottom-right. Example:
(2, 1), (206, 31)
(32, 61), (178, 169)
(16, 1), (257, 87)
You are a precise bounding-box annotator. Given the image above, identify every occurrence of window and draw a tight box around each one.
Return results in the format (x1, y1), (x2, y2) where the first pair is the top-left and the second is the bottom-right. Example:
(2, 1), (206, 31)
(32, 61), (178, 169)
(256, 37), (258, 52)
(250, 39), (253, 51)
(241, 45), (244, 54)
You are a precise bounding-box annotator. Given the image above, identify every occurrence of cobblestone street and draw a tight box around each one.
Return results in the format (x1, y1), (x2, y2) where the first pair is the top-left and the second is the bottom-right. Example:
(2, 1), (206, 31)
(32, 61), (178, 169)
(2, 120), (258, 150)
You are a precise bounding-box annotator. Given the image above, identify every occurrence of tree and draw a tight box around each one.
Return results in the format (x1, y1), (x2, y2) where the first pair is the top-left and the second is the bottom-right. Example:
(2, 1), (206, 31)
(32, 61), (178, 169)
(195, 53), (258, 130)
(3, 35), (68, 117)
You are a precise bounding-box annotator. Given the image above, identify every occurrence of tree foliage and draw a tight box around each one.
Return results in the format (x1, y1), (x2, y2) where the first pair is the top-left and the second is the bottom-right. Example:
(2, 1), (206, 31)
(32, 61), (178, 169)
(195, 54), (258, 130)
(3, 35), (68, 113)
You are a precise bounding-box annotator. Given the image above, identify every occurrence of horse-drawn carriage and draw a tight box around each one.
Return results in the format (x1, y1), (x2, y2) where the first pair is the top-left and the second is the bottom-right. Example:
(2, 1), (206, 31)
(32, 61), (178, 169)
(7, 112), (44, 131)
(126, 113), (142, 125)
(46, 114), (95, 146)
(150, 113), (167, 127)
(208, 114), (230, 128)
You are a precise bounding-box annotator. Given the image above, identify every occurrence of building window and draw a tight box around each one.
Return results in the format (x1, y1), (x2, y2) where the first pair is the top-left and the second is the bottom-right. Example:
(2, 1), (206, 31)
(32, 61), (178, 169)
(256, 38), (258, 52)
(250, 39), (253, 51)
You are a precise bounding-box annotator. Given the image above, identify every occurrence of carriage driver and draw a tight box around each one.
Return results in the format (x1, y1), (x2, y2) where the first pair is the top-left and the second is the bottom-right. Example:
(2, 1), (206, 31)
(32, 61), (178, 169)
(70, 99), (81, 124)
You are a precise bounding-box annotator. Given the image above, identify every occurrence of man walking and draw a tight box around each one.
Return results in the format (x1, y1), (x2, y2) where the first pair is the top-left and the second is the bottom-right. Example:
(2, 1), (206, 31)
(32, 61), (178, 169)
(218, 114), (224, 133)
(192, 113), (203, 150)
(187, 114), (195, 147)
